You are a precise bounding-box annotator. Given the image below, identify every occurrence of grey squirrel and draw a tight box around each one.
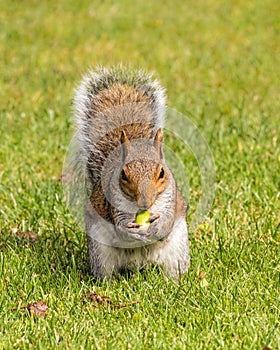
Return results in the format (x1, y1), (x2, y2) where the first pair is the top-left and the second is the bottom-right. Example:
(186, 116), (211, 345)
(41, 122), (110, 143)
(72, 66), (189, 279)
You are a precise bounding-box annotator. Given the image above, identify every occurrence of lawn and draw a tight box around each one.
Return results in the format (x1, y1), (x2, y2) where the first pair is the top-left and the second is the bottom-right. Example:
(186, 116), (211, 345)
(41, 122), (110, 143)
(0, 0), (279, 349)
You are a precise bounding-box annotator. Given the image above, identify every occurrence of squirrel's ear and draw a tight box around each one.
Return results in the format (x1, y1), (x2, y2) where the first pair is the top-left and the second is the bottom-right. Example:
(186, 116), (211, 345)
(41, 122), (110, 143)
(154, 128), (164, 159)
(120, 130), (130, 162)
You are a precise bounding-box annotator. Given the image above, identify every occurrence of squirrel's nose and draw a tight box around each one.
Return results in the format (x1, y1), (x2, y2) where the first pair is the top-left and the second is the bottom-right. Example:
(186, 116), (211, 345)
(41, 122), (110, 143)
(137, 192), (149, 209)
(137, 198), (149, 210)
(137, 181), (155, 209)
(136, 193), (146, 209)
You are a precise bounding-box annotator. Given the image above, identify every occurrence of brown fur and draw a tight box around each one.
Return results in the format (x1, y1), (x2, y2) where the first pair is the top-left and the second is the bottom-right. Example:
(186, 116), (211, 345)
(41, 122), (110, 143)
(91, 83), (150, 114)
(86, 84), (156, 177)
(90, 182), (112, 221)
(120, 160), (169, 209)
(87, 84), (164, 221)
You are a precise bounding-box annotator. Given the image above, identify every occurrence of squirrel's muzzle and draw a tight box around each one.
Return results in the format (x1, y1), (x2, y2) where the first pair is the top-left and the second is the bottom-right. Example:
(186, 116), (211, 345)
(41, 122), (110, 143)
(137, 180), (157, 209)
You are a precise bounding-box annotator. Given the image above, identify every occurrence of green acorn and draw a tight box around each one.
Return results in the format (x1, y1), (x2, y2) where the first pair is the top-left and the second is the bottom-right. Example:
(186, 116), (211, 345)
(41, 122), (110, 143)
(135, 210), (151, 230)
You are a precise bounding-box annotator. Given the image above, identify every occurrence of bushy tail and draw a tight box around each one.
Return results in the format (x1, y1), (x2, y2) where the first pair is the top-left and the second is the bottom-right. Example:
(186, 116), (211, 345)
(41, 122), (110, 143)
(72, 66), (166, 184)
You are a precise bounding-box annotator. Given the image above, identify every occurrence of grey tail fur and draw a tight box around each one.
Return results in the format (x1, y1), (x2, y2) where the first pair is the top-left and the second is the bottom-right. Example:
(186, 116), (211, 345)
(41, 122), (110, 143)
(72, 66), (166, 185)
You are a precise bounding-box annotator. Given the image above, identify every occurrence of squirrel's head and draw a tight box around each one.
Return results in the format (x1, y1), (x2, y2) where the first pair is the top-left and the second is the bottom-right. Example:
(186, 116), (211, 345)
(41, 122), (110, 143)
(119, 129), (169, 210)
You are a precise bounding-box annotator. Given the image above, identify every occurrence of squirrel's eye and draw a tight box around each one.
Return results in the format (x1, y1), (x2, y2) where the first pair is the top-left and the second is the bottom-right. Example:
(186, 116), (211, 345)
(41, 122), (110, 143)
(121, 169), (128, 182)
(158, 167), (165, 180)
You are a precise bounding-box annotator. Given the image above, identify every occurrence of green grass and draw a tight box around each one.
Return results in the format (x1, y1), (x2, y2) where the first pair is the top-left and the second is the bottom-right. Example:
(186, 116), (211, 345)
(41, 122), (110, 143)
(0, 0), (279, 349)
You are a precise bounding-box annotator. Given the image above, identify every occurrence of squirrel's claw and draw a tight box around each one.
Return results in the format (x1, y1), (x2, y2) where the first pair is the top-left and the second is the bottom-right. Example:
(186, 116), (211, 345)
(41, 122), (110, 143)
(126, 214), (160, 242)
(149, 213), (160, 223)
(126, 222), (152, 242)
(127, 222), (141, 229)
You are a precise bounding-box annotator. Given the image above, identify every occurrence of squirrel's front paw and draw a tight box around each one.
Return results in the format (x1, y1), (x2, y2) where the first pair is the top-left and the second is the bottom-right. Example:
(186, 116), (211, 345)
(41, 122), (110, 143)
(113, 219), (147, 242)
(117, 214), (161, 243)
(148, 216), (169, 241)
(126, 213), (159, 229)
(126, 223), (151, 242)
(148, 220), (160, 235)
(149, 213), (160, 223)
(127, 222), (141, 229)
(127, 213), (159, 231)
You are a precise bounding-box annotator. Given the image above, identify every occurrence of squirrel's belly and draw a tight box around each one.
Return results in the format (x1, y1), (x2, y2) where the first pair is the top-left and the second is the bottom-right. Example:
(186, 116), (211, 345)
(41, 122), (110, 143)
(146, 217), (189, 275)
(90, 217), (189, 278)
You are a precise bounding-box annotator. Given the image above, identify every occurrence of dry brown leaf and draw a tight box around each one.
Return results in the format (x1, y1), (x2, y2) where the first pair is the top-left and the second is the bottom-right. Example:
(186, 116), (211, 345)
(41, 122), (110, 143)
(14, 230), (38, 241)
(27, 302), (48, 317)
(199, 271), (206, 279)
(11, 301), (48, 318)
(83, 291), (140, 309)
(85, 292), (110, 305)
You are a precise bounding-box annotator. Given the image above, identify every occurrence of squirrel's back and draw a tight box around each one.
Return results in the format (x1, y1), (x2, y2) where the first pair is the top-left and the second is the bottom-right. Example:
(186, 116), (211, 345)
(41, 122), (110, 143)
(73, 66), (166, 184)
